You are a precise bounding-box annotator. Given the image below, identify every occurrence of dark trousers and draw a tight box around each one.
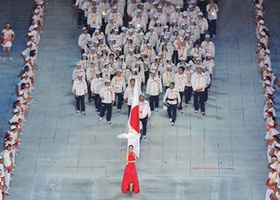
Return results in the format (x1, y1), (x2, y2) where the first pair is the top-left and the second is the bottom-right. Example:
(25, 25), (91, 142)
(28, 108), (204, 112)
(100, 103), (112, 121)
(140, 115), (148, 138)
(204, 86), (209, 103)
(185, 86), (193, 104)
(149, 95), (159, 111)
(78, 9), (85, 27)
(114, 92), (123, 109)
(76, 95), (85, 112)
(94, 94), (101, 112)
(88, 84), (92, 101)
(173, 50), (179, 65)
(178, 91), (184, 110)
(101, 18), (106, 33)
(128, 105), (131, 117)
(144, 71), (149, 85)
(194, 91), (205, 112)
(88, 27), (96, 37)
(208, 20), (217, 38)
(209, 74), (212, 89)
(200, 33), (205, 44)
(167, 104), (177, 123)
(197, 1), (207, 17)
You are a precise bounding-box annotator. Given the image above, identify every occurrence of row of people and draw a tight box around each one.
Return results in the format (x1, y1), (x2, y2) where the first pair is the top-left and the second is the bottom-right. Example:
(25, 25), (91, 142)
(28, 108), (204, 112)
(0, 0), (47, 198)
(72, 0), (218, 132)
(253, 1), (280, 200)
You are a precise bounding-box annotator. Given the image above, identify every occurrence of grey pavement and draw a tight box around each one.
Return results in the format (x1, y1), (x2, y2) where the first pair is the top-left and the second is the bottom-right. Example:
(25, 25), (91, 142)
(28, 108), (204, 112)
(1, 0), (280, 200)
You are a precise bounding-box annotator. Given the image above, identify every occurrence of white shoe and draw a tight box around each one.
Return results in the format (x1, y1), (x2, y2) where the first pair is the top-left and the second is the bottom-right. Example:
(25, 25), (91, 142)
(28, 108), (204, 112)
(99, 117), (102, 121)
(171, 122), (175, 126)
(5, 191), (10, 195)
(143, 135), (146, 139)
(9, 57), (12, 61)
(180, 110), (183, 114)
(117, 109), (121, 112)
(155, 108), (158, 112)
(2, 57), (6, 62)
(169, 118), (172, 122)
(113, 106), (116, 110)
(107, 121), (111, 124)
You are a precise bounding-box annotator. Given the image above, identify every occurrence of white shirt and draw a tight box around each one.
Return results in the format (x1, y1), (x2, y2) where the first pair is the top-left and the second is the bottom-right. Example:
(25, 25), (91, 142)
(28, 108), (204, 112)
(139, 100), (151, 119)
(90, 77), (103, 94)
(201, 41), (216, 58)
(124, 86), (142, 106)
(203, 59), (215, 75)
(174, 73), (187, 92)
(162, 71), (174, 87)
(206, 3), (219, 20)
(191, 72), (207, 92)
(111, 76), (126, 93)
(1, 150), (11, 167)
(146, 77), (162, 96)
(100, 86), (115, 103)
(78, 33), (91, 49)
(163, 88), (181, 105)
(72, 79), (88, 96)
(72, 67), (85, 81)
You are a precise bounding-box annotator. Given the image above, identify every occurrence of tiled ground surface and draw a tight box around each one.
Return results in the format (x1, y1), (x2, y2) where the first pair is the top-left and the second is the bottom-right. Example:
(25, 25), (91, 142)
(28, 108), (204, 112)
(1, 0), (280, 199)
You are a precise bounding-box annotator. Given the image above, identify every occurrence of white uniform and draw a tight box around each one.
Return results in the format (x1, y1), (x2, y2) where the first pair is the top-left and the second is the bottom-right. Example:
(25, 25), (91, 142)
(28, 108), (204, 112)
(124, 86), (142, 106)
(72, 79), (88, 96)
(72, 67), (85, 82)
(163, 87), (181, 105)
(139, 100), (151, 119)
(90, 77), (104, 94)
(1, 149), (12, 189)
(201, 40), (215, 58)
(1, 29), (15, 47)
(203, 59), (215, 75)
(191, 72), (207, 92)
(162, 71), (175, 87)
(100, 85), (115, 103)
(111, 76), (126, 93)
(174, 73), (187, 92)
(87, 12), (102, 28)
(206, 3), (219, 20)
(78, 32), (91, 50)
(146, 77), (162, 96)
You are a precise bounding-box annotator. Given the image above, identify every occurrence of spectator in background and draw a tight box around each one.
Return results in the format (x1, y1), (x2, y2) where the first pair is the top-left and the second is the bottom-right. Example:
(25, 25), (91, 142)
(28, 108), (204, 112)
(1, 23), (15, 62)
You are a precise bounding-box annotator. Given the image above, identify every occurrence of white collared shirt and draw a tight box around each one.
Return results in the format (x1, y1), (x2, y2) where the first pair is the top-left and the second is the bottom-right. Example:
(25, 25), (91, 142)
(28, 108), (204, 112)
(139, 100), (151, 119)
(100, 86), (115, 103)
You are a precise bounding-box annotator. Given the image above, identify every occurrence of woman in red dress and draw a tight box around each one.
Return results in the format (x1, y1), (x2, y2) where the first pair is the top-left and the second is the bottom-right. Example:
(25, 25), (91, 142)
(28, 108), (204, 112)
(121, 145), (140, 195)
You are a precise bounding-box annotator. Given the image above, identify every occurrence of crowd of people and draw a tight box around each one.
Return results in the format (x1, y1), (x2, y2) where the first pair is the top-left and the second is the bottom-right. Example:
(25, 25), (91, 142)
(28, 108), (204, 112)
(0, 0), (47, 198)
(72, 0), (219, 139)
(256, 1), (280, 200)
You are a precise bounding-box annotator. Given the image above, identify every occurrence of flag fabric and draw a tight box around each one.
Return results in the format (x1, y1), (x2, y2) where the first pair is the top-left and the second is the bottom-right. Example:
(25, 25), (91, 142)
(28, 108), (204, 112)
(128, 79), (140, 134)
(177, 39), (181, 50)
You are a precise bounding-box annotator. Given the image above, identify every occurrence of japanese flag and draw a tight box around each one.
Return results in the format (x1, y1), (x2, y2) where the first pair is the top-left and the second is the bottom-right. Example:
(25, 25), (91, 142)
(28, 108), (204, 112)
(128, 79), (140, 134)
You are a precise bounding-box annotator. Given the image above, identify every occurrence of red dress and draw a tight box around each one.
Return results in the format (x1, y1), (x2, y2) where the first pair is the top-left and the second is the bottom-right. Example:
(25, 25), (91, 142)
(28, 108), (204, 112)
(121, 152), (140, 193)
